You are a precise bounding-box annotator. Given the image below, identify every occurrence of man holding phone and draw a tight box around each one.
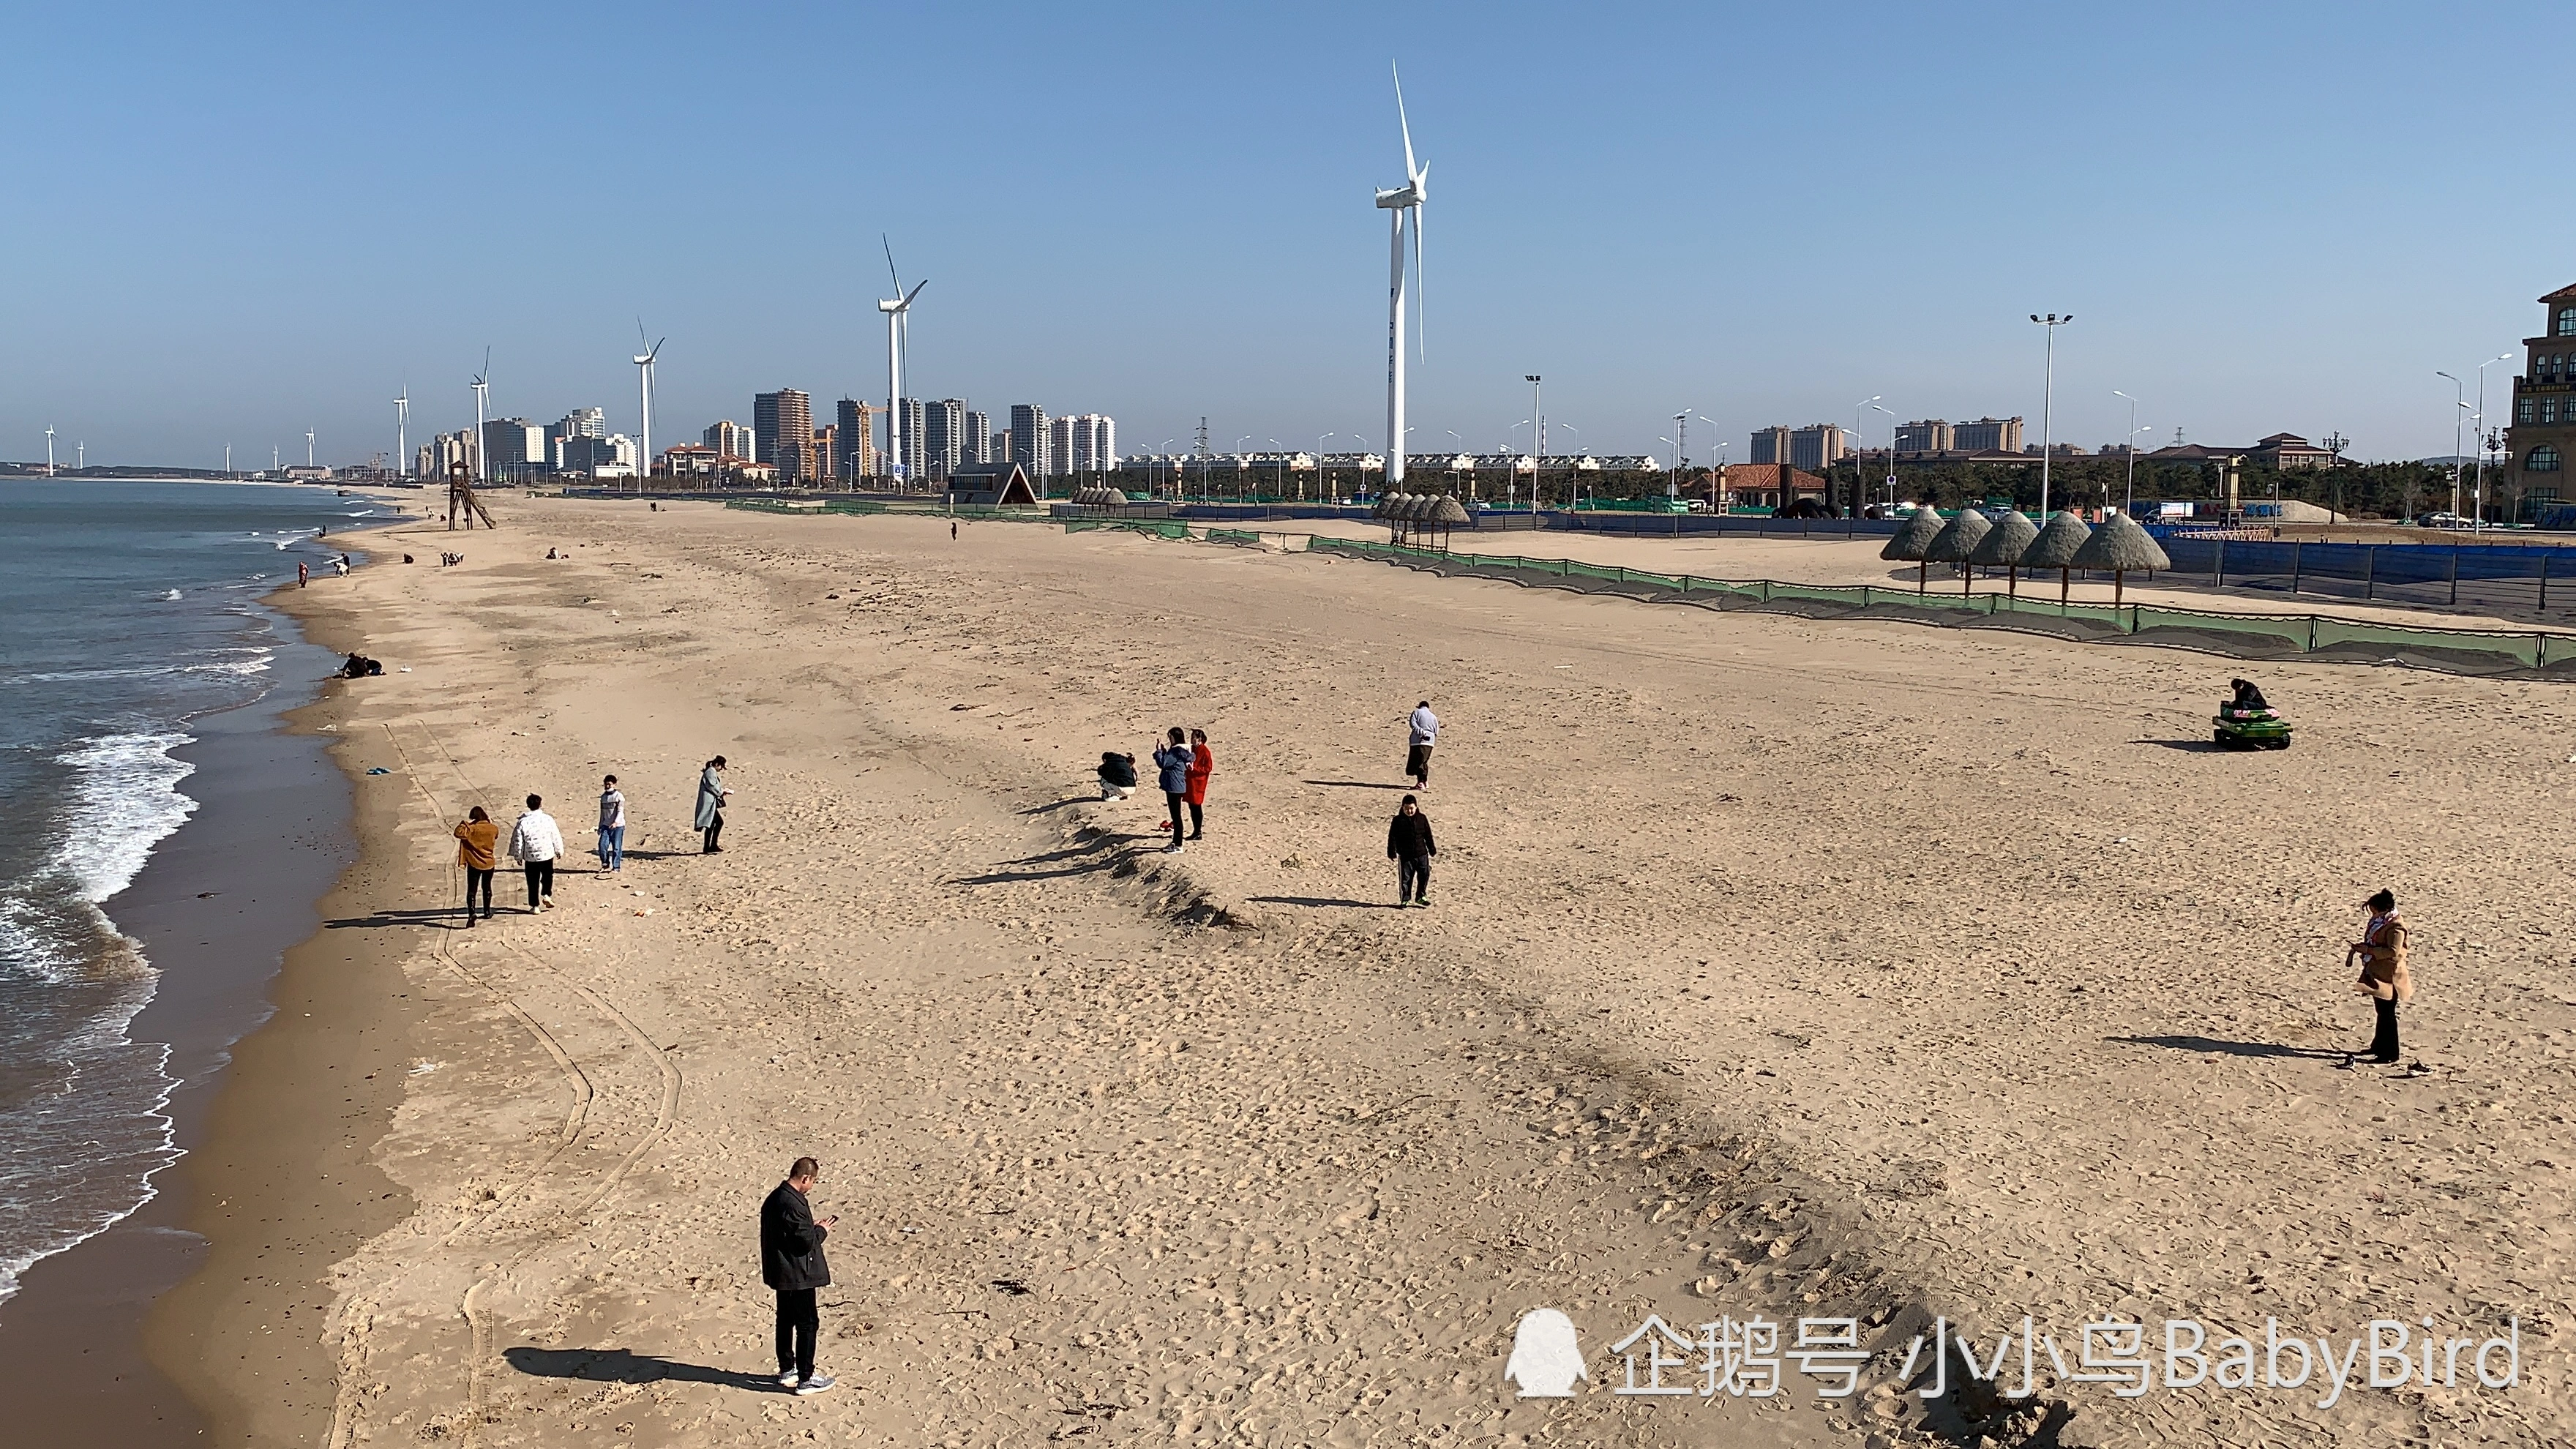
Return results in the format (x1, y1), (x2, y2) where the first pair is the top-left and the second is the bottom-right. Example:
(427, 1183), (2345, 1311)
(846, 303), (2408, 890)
(760, 1156), (839, 1393)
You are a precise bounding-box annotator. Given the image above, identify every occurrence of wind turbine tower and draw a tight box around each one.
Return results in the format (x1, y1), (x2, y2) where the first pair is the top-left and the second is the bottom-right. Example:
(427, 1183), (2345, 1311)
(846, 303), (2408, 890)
(471, 349), (492, 484)
(44, 428), (54, 476)
(306, 430), (316, 468)
(877, 237), (926, 487)
(395, 387), (409, 479)
(632, 325), (664, 487)
(1373, 64), (1429, 487)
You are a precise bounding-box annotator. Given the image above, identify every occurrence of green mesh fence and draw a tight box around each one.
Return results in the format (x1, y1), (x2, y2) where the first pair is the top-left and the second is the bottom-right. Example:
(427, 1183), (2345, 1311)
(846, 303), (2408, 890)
(1303, 536), (2576, 675)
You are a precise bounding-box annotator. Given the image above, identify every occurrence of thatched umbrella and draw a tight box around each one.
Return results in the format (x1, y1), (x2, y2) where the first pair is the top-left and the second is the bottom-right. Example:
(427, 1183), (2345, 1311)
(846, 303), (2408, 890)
(2021, 510), (2093, 603)
(2067, 512), (2171, 605)
(1922, 508), (1993, 595)
(1429, 494), (1469, 549)
(1881, 506), (1947, 594)
(1966, 509), (2040, 597)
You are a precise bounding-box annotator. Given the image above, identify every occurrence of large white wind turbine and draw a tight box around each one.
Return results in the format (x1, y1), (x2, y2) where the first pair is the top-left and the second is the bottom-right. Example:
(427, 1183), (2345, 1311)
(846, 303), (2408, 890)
(877, 236), (926, 487)
(394, 387), (409, 477)
(632, 323), (664, 486)
(470, 348), (491, 482)
(1374, 64), (1429, 487)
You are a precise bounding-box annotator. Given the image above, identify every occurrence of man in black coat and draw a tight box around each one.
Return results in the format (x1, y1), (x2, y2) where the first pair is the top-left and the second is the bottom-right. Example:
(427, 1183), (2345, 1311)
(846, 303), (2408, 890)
(1387, 794), (1436, 907)
(760, 1156), (837, 1393)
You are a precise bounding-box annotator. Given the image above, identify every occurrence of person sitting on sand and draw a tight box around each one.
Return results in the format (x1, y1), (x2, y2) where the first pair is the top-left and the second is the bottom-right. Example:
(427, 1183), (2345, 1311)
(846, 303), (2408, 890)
(1387, 794), (1436, 907)
(2347, 888), (2412, 1066)
(1097, 750), (1138, 801)
(453, 806), (498, 925)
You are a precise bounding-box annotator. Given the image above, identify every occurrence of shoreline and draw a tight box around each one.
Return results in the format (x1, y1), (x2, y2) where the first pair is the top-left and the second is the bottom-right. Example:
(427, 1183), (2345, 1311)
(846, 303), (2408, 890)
(0, 601), (356, 1444)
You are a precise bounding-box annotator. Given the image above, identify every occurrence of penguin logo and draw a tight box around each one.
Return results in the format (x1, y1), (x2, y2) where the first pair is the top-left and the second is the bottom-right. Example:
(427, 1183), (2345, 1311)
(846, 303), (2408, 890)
(1504, 1308), (1588, 1397)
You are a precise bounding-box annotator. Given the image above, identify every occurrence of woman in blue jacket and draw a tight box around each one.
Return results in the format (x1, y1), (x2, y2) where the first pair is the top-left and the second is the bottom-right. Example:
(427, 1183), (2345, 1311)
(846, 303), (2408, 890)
(1152, 727), (1194, 854)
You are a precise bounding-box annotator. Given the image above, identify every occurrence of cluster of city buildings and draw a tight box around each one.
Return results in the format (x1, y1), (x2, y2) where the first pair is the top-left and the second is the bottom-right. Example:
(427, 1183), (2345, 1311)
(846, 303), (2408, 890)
(421, 407), (640, 482)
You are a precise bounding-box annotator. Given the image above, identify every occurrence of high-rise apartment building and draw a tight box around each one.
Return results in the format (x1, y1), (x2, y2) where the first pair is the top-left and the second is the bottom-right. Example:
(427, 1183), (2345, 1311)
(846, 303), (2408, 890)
(547, 408), (607, 446)
(990, 429), (1010, 465)
(895, 397), (926, 482)
(1950, 416), (2025, 452)
(754, 389), (813, 482)
(433, 429), (479, 476)
(921, 399), (966, 481)
(702, 420), (755, 459)
(1010, 405), (1049, 478)
(813, 424), (840, 482)
(835, 400), (876, 480)
(1748, 427), (1790, 466)
(482, 419), (547, 478)
(1061, 413), (1117, 473)
(1046, 416), (1076, 478)
(1895, 419), (1955, 454)
(963, 410), (992, 465)
(1749, 424), (1846, 471)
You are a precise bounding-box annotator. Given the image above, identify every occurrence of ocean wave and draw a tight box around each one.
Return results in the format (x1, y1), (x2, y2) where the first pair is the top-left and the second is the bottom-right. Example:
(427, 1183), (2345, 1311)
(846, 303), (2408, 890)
(54, 734), (198, 907)
(7, 654), (273, 686)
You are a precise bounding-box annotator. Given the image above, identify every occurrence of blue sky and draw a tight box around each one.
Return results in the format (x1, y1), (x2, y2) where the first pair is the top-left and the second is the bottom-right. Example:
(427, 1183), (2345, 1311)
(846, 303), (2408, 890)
(3, 1), (2566, 468)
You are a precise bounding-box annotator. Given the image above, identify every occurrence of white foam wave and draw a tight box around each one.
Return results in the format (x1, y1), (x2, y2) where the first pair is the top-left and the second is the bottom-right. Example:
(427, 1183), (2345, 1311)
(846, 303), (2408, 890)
(55, 734), (198, 906)
(10, 652), (273, 686)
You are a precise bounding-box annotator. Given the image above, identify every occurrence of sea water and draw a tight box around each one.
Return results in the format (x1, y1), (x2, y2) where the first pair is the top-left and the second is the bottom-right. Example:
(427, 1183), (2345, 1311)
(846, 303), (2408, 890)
(0, 477), (382, 1307)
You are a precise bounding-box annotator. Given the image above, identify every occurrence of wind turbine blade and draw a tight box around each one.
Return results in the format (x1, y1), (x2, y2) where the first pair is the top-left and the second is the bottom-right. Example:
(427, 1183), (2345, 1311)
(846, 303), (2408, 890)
(1393, 64), (1415, 181)
(904, 278), (928, 307)
(883, 234), (902, 294)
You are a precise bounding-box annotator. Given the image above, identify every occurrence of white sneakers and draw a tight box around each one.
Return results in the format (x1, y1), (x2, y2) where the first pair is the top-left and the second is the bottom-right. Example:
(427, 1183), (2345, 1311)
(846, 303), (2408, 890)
(794, 1373), (837, 1396)
(776, 1370), (801, 1389)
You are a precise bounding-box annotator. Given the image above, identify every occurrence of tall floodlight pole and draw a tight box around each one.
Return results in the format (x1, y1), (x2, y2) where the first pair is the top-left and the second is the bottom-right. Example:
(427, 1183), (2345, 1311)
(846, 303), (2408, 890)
(1852, 395), (1881, 514)
(1525, 375), (1542, 509)
(2029, 313), (2071, 516)
(2472, 351), (2513, 529)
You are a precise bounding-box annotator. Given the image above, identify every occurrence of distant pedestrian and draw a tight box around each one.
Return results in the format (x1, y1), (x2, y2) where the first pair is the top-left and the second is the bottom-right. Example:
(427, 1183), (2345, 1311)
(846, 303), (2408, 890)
(695, 756), (730, 853)
(951, 519), (959, 541)
(1097, 749), (1138, 801)
(1184, 728), (1213, 840)
(596, 775), (626, 872)
(334, 553), (351, 577)
(1153, 729), (1192, 854)
(453, 806), (498, 924)
(2347, 888), (2414, 1066)
(297, 561), (310, 588)
(1387, 794), (1436, 907)
(760, 1156), (838, 1395)
(509, 793), (564, 912)
(1405, 700), (1438, 789)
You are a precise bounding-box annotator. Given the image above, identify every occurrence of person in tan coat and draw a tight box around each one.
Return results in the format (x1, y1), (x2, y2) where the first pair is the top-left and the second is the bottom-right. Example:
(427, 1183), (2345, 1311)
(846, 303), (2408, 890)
(454, 806), (499, 925)
(2347, 888), (2412, 1066)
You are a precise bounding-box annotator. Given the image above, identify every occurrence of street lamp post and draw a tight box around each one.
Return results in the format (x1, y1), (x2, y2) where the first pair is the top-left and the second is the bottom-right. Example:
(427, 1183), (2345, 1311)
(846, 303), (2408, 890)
(1851, 395), (1881, 516)
(2472, 352), (2513, 529)
(1316, 433), (1336, 503)
(2029, 313), (2072, 516)
(2112, 390), (2146, 513)
(1870, 402), (1896, 512)
(2436, 370), (2465, 520)
(1524, 375), (1543, 511)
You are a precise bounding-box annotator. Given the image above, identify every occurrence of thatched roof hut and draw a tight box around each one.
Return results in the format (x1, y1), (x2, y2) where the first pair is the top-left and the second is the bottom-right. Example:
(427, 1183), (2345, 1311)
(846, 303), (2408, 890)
(2021, 511), (2094, 602)
(2067, 512), (2171, 604)
(1966, 510), (2040, 595)
(1922, 509), (1992, 594)
(1882, 506), (1947, 593)
(1429, 496), (1470, 525)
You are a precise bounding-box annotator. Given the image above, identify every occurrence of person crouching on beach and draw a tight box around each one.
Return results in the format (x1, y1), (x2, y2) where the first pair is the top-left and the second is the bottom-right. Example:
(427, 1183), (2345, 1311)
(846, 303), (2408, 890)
(2347, 888), (2413, 1066)
(1184, 728), (1213, 841)
(509, 794), (564, 912)
(1387, 794), (1436, 907)
(1097, 749), (1138, 801)
(453, 806), (498, 924)
(596, 775), (626, 872)
(760, 1156), (838, 1395)
(1153, 729), (1193, 854)
(696, 756), (730, 853)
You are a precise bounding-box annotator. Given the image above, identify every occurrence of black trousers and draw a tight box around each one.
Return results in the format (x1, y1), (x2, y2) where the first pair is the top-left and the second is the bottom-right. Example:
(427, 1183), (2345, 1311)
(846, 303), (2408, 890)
(2370, 995), (2400, 1063)
(523, 858), (553, 908)
(774, 1288), (818, 1378)
(464, 867), (494, 918)
(1166, 793), (1187, 847)
(703, 812), (724, 852)
(1187, 801), (1204, 837)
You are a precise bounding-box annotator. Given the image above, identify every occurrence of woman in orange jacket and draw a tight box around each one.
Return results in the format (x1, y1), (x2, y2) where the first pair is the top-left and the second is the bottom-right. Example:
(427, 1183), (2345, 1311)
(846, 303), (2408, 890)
(454, 806), (499, 925)
(1184, 728), (1213, 841)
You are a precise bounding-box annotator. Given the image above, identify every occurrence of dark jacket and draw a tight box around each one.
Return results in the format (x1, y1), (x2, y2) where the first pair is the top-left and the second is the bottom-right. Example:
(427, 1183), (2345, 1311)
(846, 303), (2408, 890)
(1387, 811), (1436, 860)
(1153, 745), (1194, 795)
(1098, 752), (1137, 788)
(760, 1180), (831, 1291)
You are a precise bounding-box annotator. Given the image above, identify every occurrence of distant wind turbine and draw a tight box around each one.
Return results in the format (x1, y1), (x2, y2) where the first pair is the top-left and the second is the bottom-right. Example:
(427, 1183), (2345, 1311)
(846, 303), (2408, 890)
(394, 387), (409, 478)
(877, 236), (926, 486)
(305, 430), (315, 468)
(1374, 64), (1429, 485)
(44, 427), (54, 476)
(632, 323), (664, 487)
(471, 348), (491, 482)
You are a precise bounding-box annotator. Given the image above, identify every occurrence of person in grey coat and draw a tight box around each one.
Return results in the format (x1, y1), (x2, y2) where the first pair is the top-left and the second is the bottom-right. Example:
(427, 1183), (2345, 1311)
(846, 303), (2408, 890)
(694, 755), (730, 853)
(760, 1156), (838, 1393)
(1152, 728), (1193, 855)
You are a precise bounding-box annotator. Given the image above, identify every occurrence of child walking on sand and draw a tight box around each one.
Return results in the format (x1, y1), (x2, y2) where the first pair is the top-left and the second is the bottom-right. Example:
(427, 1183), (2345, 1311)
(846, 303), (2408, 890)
(2347, 888), (2413, 1066)
(1386, 794), (1436, 907)
(596, 775), (626, 872)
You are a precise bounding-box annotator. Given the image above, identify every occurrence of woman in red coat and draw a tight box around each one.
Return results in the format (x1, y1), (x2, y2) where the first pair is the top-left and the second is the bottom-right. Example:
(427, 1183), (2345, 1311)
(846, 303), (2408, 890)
(1184, 728), (1213, 840)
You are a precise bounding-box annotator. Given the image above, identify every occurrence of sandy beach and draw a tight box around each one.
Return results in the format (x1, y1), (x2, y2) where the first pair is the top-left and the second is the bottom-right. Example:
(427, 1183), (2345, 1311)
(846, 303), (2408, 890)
(158, 495), (2576, 1447)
